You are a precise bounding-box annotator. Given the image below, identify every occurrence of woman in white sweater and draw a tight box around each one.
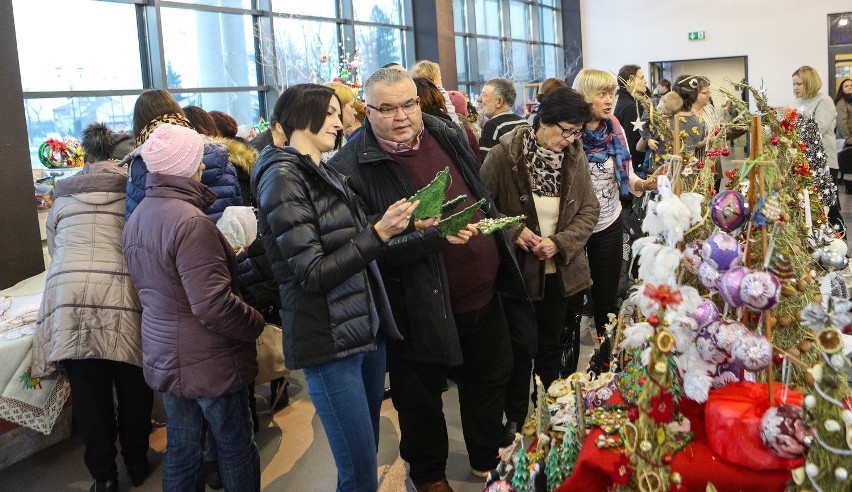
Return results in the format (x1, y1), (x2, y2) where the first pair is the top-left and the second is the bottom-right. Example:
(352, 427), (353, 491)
(792, 66), (838, 171)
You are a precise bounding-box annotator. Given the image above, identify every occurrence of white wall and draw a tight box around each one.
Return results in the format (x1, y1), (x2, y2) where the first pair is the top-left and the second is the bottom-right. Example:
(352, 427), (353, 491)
(580, 0), (850, 106)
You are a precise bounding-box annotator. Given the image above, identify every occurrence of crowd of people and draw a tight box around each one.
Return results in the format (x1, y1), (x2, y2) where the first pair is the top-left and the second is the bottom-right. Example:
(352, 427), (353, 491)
(29, 57), (846, 492)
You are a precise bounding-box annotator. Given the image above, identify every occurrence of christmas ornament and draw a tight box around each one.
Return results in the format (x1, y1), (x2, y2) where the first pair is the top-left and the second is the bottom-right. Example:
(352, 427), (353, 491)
(698, 261), (722, 290)
(702, 230), (741, 271)
(697, 323), (733, 364)
(710, 190), (750, 231)
(739, 270), (782, 310)
(718, 266), (751, 308)
(712, 359), (744, 388)
(474, 216), (526, 235)
(437, 199), (486, 238)
(732, 332), (773, 371)
(408, 167), (449, 220)
(760, 404), (806, 459)
(827, 238), (848, 257)
(689, 298), (719, 329)
(769, 252), (796, 284)
(682, 240), (704, 274)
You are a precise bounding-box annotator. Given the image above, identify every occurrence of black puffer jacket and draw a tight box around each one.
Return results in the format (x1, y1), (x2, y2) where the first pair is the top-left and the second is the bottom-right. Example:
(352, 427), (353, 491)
(251, 146), (401, 370)
(329, 114), (529, 366)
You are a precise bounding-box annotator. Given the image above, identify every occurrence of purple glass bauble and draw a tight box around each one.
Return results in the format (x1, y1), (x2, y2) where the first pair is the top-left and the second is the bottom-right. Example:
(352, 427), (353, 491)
(719, 266), (751, 308)
(683, 240), (704, 274)
(760, 404), (807, 459)
(702, 231), (741, 272)
(733, 332), (774, 371)
(689, 298), (720, 329)
(740, 270), (782, 311)
(699, 262), (721, 290)
(711, 190), (750, 232)
(712, 359), (744, 389)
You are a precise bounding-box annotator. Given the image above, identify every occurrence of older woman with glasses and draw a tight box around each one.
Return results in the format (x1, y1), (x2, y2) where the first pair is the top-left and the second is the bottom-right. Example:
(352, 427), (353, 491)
(481, 87), (601, 436)
(572, 69), (664, 359)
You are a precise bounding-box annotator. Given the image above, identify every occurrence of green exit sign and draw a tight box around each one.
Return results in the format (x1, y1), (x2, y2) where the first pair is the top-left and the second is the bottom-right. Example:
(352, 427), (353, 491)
(688, 31), (706, 41)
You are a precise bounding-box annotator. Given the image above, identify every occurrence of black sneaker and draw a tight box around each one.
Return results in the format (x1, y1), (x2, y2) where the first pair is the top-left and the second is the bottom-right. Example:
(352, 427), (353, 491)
(90, 478), (118, 492)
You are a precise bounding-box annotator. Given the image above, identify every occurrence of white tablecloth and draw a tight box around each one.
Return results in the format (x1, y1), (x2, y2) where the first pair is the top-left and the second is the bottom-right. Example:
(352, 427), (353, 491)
(0, 275), (70, 435)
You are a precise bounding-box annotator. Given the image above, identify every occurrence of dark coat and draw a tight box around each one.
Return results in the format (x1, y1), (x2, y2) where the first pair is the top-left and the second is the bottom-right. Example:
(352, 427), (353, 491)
(126, 139), (242, 221)
(614, 87), (646, 172)
(251, 146), (401, 370)
(480, 127), (600, 301)
(329, 114), (529, 366)
(122, 173), (264, 399)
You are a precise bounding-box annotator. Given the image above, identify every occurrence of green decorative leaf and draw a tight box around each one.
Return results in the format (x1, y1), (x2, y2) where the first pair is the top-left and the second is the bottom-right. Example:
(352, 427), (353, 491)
(409, 167), (449, 220)
(437, 198), (486, 237)
(440, 194), (467, 215)
(474, 215), (526, 235)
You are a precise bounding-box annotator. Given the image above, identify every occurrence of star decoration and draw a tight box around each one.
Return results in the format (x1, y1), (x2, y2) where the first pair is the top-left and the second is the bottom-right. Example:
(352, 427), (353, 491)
(631, 116), (646, 133)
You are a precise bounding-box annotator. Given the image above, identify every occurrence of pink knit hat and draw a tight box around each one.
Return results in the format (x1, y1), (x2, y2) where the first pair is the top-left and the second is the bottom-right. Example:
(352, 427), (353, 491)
(141, 123), (204, 178)
(447, 91), (469, 117)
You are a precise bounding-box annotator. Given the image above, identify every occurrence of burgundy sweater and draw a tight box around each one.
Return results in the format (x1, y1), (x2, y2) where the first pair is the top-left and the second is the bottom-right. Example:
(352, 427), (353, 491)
(391, 129), (499, 314)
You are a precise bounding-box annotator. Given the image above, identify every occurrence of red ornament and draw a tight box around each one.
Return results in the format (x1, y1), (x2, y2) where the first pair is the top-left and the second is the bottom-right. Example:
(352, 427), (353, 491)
(721, 148), (731, 157)
(773, 354), (784, 365)
(663, 454), (673, 465)
(628, 405), (640, 421)
(612, 453), (632, 485)
(710, 166), (717, 173)
(750, 312), (761, 324)
(770, 135), (779, 146)
(696, 161), (705, 170)
(648, 315), (660, 326)
(649, 391), (676, 424)
(799, 143), (807, 152)
(644, 284), (683, 309)
(843, 325), (852, 334)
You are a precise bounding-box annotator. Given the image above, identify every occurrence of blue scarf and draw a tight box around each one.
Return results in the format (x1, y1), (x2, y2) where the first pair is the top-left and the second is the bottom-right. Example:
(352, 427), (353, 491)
(582, 118), (631, 197)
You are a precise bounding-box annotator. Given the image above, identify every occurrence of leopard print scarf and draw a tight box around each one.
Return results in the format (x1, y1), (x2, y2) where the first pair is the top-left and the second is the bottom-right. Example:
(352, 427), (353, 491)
(135, 113), (195, 146)
(521, 126), (564, 197)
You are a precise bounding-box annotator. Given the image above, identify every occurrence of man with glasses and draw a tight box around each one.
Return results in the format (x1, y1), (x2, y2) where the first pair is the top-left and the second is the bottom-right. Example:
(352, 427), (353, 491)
(477, 77), (528, 161)
(330, 68), (528, 492)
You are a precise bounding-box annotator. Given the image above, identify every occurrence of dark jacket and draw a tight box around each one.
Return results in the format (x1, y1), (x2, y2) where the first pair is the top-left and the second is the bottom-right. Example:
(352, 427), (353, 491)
(126, 139), (242, 221)
(481, 127), (600, 301)
(614, 87), (646, 172)
(122, 173), (264, 399)
(329, 114), (529, 366)
(251, 146), (402, 370)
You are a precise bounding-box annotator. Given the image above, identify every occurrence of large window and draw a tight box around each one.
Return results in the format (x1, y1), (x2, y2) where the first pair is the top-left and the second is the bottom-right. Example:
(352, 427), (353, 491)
(14, 0), (413, 168)
(454, 0), (563, 114)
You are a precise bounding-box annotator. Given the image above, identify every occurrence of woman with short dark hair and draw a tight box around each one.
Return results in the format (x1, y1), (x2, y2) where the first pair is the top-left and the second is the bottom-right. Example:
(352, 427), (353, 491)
(251, 84), (417, 492)
(481, 87), (601, 438)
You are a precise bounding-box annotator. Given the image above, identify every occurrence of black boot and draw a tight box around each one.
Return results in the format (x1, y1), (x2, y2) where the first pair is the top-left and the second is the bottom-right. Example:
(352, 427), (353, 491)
(90, 478), (118, 492)
(560, 311), (582, 378)
(204, 460), (224, 490)
(248, 384), (259, 433)
(500, 421), (518, 448)
(126, 461), (150, 487)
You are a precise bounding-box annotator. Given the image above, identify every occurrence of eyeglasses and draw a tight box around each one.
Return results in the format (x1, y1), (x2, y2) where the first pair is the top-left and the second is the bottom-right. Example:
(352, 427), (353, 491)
(366, 98), (421, 118)
(554, 122), (583, 138)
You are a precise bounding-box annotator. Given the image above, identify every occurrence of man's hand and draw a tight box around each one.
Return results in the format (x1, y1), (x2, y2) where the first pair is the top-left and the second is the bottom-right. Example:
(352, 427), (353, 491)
(446, 224), (479, 245)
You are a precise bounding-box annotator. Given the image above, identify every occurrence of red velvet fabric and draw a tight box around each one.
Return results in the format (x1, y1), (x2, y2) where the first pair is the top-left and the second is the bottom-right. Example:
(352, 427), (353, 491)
(556, 396), (792, 491)
(705, 382), (804, 471)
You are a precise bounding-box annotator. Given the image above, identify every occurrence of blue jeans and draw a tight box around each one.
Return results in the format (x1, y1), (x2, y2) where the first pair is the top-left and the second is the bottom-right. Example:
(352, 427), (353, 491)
(303, 334), (386, 492)
(161, 388), (259, 492)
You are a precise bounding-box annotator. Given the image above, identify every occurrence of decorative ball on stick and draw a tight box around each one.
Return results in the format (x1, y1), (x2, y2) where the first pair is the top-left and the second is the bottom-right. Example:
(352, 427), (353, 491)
(710, 190), (750, 232)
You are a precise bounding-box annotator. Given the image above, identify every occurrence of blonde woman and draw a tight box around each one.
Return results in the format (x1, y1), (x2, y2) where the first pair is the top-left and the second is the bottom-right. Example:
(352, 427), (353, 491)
(792, 66), (839, 172)
(572, 68), (664, 348)
(322, 82), (358, 161)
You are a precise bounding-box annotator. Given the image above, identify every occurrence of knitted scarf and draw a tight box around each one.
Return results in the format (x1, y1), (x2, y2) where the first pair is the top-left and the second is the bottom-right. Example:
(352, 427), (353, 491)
(135, 113), (195, 146)
(521, 126), (564, 197)
(581, 118), (631, 197)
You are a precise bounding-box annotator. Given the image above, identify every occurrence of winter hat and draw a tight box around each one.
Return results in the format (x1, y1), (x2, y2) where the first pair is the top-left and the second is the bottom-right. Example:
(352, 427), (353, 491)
(141, 123), (204, 178)
(447, 91), (469, 117)
(110, 132), (135, 160)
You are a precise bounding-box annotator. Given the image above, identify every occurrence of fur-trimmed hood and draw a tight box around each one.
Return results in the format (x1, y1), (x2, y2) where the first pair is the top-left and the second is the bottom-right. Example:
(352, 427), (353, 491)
(214, 136), (257, 176)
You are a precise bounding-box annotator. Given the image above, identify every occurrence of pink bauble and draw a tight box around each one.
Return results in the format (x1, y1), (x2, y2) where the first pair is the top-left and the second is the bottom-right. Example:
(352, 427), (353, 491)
(689, 298), (720, 329)
(699, 262), (721, 290)
(718, 266), (751, 307)
(760, 404), (807, 459)
(484, 480), (515, 492)
(712, 359), (744, 389)
(702, 231), (741, 272)
(683, 240), (704, 274)
(733, 333), (773, 371)
(711, 320), (748, 354)
(711, 190), (750, 232)
(740, 270), (782, 311)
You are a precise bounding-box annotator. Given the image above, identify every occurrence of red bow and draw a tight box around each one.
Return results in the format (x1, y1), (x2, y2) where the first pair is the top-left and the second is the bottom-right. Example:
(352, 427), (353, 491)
(644, 284), (683, 309)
